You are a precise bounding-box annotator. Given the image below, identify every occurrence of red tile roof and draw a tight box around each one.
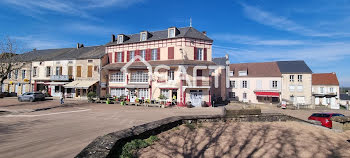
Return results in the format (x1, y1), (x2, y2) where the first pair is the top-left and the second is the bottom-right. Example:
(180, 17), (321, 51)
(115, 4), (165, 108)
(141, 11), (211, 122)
(312, 73), (339, 85)
(229, 62), (281, 77)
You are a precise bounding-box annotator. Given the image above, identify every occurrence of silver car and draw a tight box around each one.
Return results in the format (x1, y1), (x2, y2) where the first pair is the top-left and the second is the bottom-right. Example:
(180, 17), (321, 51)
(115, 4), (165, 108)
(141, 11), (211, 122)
(18, 92), (45, 102)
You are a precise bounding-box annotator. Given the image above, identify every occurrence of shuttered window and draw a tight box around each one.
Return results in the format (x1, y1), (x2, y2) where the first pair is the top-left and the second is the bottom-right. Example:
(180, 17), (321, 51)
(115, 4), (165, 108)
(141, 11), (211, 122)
(77, 66), (82, 77)
(87, 65), (93, 77)
(168, 47), (174, 59)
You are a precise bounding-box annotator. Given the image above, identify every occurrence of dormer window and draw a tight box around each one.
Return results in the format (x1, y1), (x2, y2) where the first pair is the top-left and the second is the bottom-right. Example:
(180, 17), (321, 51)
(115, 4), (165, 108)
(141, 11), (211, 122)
(140, 32), (147, 41)
(117, 35), (123, 44)
(238, 71), (247, 76)
(169, 28), (175, 38)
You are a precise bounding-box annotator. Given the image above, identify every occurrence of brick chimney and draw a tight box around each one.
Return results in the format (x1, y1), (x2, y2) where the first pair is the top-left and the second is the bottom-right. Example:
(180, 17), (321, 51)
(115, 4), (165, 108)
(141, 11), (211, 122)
(202, 31), (207, 36)
(111, 34), (115, 42)
(77, 43), (80, 49)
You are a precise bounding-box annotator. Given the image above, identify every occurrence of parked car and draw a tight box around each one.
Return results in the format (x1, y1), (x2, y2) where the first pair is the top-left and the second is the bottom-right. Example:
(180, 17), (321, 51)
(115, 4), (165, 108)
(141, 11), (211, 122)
(308, 113), (345, 128)
(18, 92), (45, 102)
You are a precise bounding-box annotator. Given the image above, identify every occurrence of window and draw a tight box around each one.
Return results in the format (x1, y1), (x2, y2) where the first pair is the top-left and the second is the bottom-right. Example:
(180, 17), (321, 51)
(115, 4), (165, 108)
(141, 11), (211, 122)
(76, 66), (82, 77)
(298, 75), (302, 82)
(230, 81), (235, 88)
(242, 80), (247, 88)
(290, 75), (294, 82)
(88, 60), (93, 63)
(229, 71), (234, 76)
(141, 33), (147, 41)
(297, 85), (303, 91)
(8, 72), (11, 79)
(68, 61), (73, 64)
(14, 69), (18, 79)
(117, 36), (123, 44)
(197, 48), (203, 60)
(151, 49), (157, 60)
(117, 52), (122, 62)
(131, 71), (148, 82)
(168, 70), (174, 81)
(272, 81), (278, 89)
(33, 67), (37, 77)
(196, 70), (202, 76)
(229, 92), (235, 98)
(56, 67), (62, 75)
(139, 88), (149, 99)
(22, 70), (26, 79)
(46, 66), (51, 77)
(290, 96), (294, 102)
(289, 85), (295, 91)
(130, 51), (135, 60)
(243, 93), (247, 99)
(330, 87), (334, 93)
(169, 29), (175, 38)
(111, 88), (125, 97)
(320, 87), (324, 93)
(140, 50), (146, 60)
(238, 71), (247, 76)
(161, 89), (169, 99)
(110, 72), (124, 82)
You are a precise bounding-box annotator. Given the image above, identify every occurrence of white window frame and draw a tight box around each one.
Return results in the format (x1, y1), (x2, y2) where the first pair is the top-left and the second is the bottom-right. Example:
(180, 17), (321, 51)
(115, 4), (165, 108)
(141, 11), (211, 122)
(14, 69), (18, 79)
(169, 28), (175, 38)
(238, 71), (247, 76)
(110, 72), (124, 83)
(298, 75), (302, 82)
(320, 87), (324, 94)
(297, 85), (303, 92)
(272, 81), (278, 89)
(168, 70), (174, 81)
(229, 71), (234, 76)
(33, 67), (37, 77)
(131, 71), (148, 83)
(141, 33), (147, 41)
(197, 48), (203, 60)
(243, 92), (247, 99)
(55, 67), (61, 75)
(290, 75), (294, 82)
(151, 49), (157, 60)
(130, 51), (135, 60)
(230, 81), (235, 88)
(229, 92), (235, 98)
(46, 66), (51, 77)
(117, 52), (122, 62)
(289, 85), (295, 92)
(242, 80), (247, 88)
(329, 87), (334, 93)
(117, 35), (123, 44)
(161, 89), (169, 99)
(140, 50), (146, 60)
(139, 88), (149, 99)
(22, 70), (26, 79)
(111, 88), (126, 97)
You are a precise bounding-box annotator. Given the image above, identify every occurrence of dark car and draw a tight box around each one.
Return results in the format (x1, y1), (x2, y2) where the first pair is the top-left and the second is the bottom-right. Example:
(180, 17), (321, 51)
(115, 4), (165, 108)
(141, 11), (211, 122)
(18, 92), (45, 102)
(308, 113), (345, 128)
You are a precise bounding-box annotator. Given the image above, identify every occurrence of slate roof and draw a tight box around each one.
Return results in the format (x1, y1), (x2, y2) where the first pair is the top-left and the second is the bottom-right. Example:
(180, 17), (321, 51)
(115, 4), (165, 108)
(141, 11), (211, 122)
(312, 73), (339, 85)
(18, 46), (105, 62)
(103, 60), (216, 70)
(340, 94), (350, 100)
(229, 62), (281, 77)
(276, 60), (312, 74)
(212, 57), (227, 66)
(106, 27), (212, 46)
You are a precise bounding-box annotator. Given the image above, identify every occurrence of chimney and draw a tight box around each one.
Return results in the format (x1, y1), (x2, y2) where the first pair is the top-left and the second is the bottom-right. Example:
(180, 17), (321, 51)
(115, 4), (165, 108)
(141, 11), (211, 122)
(111, 34), (115, 42)
(80, 44), (84, 48)
(77, 43), (80, 49)
(202, 31), (207, 36)
(332, 72), (336, 74)
(33, 48), (37, 52)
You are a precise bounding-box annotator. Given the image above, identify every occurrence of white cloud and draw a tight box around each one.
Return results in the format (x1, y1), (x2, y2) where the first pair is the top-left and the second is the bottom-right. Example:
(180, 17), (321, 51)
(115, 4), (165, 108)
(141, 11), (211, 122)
(240, 3), (349, 37)
(1, 0), (144, 20)
(212, 34), (304, 46)
(13, 35), (73, 50)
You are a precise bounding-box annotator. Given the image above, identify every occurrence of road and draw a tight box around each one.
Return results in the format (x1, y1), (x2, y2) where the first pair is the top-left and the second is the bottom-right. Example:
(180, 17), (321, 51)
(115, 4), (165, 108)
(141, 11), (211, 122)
(0, 100), (223, 158)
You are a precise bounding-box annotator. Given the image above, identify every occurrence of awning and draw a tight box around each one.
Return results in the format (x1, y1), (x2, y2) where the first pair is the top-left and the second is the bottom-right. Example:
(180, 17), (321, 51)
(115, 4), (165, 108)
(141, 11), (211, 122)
(124, 84), (150, 89)
(64, 80), (98, 89)
(255, 92), (280, 97)
(44, 82), (69, 85)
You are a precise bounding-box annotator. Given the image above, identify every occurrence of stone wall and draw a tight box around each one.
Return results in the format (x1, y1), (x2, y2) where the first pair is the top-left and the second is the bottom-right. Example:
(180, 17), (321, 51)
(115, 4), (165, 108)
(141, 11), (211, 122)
(75, 113), (307, 158)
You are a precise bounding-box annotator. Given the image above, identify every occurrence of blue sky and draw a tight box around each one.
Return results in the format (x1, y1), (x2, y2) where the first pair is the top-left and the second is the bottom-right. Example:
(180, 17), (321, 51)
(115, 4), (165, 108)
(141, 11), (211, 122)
(1, 0), (350, 86)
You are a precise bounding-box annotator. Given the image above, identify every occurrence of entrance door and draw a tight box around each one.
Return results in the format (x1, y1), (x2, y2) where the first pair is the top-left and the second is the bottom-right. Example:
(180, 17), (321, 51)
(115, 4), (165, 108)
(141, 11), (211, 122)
(190, 90), (202, 107)
(129, 89), (136, 103)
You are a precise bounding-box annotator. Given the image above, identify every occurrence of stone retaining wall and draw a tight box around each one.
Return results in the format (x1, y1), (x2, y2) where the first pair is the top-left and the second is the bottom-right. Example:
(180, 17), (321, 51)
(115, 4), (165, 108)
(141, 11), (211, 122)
(75, 113), (307, 158)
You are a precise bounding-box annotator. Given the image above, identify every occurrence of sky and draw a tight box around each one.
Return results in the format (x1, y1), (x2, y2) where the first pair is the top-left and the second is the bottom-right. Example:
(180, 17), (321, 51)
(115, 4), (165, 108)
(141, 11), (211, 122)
(0, 0), (350, 86)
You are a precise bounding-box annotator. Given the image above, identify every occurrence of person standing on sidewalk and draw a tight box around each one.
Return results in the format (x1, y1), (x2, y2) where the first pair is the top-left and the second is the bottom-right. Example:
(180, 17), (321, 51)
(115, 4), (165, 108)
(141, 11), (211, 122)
(60, 92), (65, 104)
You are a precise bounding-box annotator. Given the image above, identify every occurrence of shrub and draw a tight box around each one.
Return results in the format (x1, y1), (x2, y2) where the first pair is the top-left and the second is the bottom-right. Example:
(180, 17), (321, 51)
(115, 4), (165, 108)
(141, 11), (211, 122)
(121, 135), (159, 158)
(185, 122), (196, 131)
(87, 92), (96, 101)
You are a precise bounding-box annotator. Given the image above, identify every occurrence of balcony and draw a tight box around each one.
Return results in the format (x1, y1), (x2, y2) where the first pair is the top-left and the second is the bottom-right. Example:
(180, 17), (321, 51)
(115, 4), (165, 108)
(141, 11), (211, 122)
(50, 75), (71, 81)
(313, 92), (337, 96)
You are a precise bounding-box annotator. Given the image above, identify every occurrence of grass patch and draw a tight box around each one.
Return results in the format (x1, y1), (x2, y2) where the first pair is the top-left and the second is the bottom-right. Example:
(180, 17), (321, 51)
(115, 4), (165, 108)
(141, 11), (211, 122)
(121, 135), (159, 158)
(184, 122), (196, 131)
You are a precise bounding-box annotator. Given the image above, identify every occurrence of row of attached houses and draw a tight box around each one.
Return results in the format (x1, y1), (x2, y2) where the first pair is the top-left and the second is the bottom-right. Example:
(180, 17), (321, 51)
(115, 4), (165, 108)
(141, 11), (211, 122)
(1, 26), (346, 109)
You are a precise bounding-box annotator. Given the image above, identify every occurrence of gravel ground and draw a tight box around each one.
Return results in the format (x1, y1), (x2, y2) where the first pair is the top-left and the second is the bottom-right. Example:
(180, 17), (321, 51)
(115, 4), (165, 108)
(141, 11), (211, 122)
(139, 121), (350, 158)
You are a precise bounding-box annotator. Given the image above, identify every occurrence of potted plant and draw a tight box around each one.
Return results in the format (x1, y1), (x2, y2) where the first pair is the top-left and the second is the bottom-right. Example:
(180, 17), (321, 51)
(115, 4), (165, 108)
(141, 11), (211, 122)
(87, 91), (97, 103)
(106, 94), (111, 104)
(120, 95), (126, 105)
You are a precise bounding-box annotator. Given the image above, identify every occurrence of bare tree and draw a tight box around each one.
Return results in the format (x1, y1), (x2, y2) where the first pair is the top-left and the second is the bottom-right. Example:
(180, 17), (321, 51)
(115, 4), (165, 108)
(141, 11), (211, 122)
(0, 36), (28, 92)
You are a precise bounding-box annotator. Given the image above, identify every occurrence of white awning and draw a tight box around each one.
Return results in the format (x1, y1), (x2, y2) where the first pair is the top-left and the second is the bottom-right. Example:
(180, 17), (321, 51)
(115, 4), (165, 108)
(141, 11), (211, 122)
(64, 80), (98, 89)
(44, 82), (69, 85)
